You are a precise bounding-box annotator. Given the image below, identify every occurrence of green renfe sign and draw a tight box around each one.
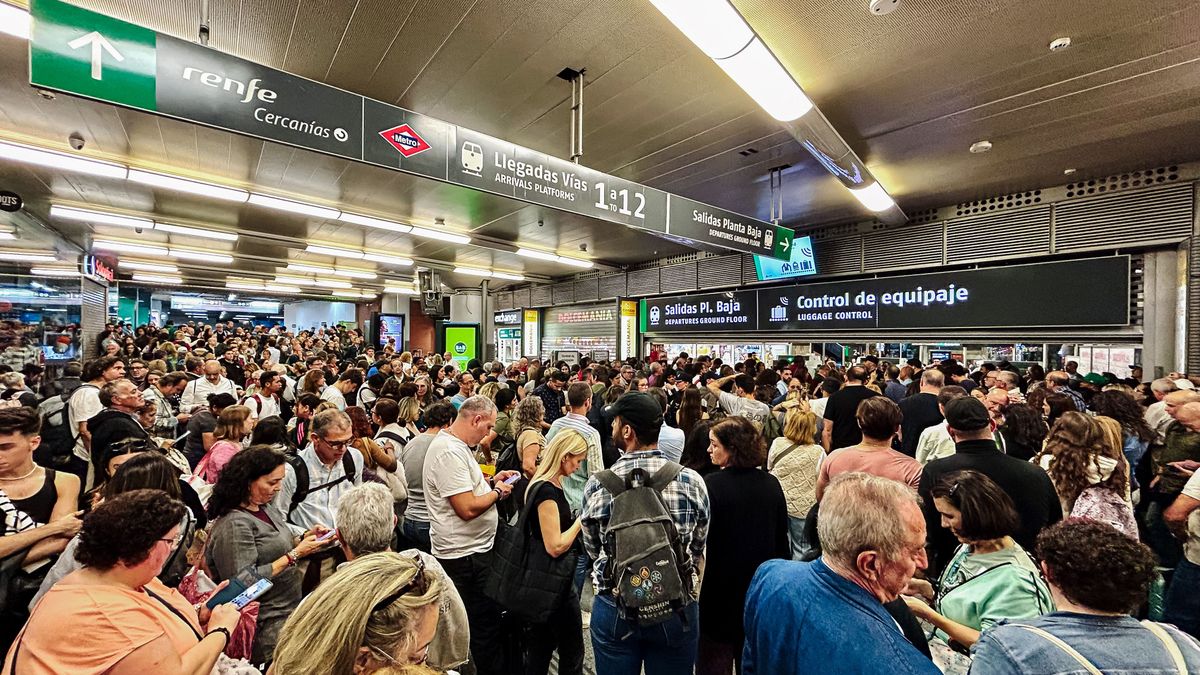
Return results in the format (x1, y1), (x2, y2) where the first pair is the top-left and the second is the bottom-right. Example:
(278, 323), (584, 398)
(27, 0), (792, 260)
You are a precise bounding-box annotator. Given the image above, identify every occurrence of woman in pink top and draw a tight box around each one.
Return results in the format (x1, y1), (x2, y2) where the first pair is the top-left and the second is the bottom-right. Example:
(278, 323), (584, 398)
(816, 397), (922, 500)
(197, 404), (252, 484)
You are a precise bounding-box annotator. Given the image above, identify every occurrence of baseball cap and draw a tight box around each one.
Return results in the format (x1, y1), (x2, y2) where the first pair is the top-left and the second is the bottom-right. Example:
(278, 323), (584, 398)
(1083, 373), (1107, 386)
(944, 396), (991, 432)
(604, 392), (664, 436)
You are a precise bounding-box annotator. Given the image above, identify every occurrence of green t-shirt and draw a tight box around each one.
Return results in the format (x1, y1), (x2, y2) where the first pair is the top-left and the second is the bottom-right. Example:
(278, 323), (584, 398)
(935, 541), (1054, 640)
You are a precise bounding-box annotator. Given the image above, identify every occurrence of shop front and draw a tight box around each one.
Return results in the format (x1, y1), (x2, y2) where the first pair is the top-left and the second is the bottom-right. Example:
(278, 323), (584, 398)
(540, 300), (626, 364)
(639, 256), (1138, 370)
(0, 271), (84, 379)
(493, 310), (522, 363)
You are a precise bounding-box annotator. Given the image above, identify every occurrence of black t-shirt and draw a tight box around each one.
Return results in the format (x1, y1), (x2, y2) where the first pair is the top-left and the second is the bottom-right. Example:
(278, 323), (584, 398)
(822, 385), (880, 451)
(527, 481), (571, 540)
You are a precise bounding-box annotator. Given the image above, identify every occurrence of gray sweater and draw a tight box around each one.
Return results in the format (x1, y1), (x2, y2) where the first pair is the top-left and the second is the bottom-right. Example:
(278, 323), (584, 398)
(205, 508), (302, 664)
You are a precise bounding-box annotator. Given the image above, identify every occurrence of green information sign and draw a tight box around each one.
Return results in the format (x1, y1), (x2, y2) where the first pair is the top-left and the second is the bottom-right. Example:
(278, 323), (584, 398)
(30, 0), (156, 111)
(443, 325), (479, 371)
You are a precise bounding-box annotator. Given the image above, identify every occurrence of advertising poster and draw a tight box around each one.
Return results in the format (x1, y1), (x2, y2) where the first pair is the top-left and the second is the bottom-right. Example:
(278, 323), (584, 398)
(443, 324), (479, 370)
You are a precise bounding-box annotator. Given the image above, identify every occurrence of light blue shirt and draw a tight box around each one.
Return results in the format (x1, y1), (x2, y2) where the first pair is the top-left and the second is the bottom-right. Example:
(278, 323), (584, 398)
(546, 412), (602, 513)
(268, 444), (364, 536)
(658, 423), (686, 463)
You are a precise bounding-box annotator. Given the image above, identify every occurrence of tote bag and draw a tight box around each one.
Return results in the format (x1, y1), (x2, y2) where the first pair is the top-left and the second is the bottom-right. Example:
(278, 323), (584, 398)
(483, 482), (576, 623)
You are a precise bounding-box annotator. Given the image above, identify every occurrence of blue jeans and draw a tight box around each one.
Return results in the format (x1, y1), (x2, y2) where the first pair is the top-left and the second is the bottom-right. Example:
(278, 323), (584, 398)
(591, 595), (699, 675)
(399, 519), (431, 554)
(574, 550), (592, 597)
(1164, 558), (1200, 639)
(787, 515), (810, 561)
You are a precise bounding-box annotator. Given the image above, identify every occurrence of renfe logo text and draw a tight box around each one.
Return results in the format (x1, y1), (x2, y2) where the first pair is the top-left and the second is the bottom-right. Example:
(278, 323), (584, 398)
(181, 68), (278, 104)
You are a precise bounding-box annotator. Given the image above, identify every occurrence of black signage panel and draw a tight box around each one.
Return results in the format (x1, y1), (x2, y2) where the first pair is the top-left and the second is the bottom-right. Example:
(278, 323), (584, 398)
(493, 310), (522, 325)
(668, 195), (793, 260)
(0, 191), (21, 212)
(643, 290), (759, 333)
(155, 36), (364, 161)
(641, 257), (1130, 334)
(757, 257), (1130, 331)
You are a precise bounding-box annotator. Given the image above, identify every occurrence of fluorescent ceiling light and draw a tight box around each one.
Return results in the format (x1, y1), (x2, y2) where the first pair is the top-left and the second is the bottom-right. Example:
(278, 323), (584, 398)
(226, 281), (264, 290)
(409, 226), (470, 245)
(454, 266), (491, 277)
(714, 38), (813, 122)
(248, 194), (340, 219)
(315, 279), (353, 289)
(127, 169), (249, 203)
(516, 247), (559, 262)
(132, 273), (183, 284)
(169, 249), (233, 263)
(357, 291), (377, 299)
(362, 252), (413, 266)
(93, 239), (168, 256)
(274, 276), (317, 286)
(0, 140), (128, 179)
(265, 284), (302, 294)
(848, 182), (895, 212)
(333, 268), (377, 279)
(286, 263), (333, 274)
(384, 287), (420, 295)
(0, 250), (57, 262)
(556, 256), (593, 269)
(30, 267), (79, 277)
(120, 261), (179, 273)
(0, 3), (31, 39)
(306, 244), (365, 259)
(0, 232), (14, 240)
(492, 271), (526, 281)
(155, 222), (239, 242)
(50, 205), (153, 230)
(338, 212), (413, 232)
(648, 0), (753, 59)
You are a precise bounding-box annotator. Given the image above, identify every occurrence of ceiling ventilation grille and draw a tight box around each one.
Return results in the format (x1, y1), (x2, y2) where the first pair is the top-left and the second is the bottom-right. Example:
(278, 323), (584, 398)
(814, 236), (863, 276)
(1054, 184), (1193, 252)
(552, 282), (575, 305)
(809, 222), (861, 241)
(627, 267), (661, 296)
(946, 207), (1051, 264)
(698, 254), (742, 289)
(631, 251), (699, 270)
(908, 208), (940, 225)
(598, 272), (627, 299)
(510, 287), (531, 309)
(863, 223), (943, 271)
(494, 291), (512, 310)
(1065, 166), (1180, 199)
(955, 190), (1043, 216)
(529, 285), (552, 307)
(573, 277), (599, 302)
(659, 262), (698, 293)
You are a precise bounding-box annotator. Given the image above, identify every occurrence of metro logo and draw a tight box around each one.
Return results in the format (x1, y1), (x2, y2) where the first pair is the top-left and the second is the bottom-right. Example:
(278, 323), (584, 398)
(379, 124), (430, 158)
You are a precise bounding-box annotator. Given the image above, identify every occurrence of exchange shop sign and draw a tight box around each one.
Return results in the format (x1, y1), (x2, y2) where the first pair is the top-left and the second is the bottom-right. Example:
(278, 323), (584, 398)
(642, 256), (1130, 333)
(28, 0), (786, 259)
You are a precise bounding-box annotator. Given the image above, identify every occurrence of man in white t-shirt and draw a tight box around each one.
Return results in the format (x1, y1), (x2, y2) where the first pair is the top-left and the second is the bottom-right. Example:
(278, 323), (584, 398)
(320, 368), (362, 411)
(67, 356), (126, 489)
(180, 359), (239, 410)
(243, 370), (283, 422)
(424, 396), (519, 675)
(707, 372), (771, 427)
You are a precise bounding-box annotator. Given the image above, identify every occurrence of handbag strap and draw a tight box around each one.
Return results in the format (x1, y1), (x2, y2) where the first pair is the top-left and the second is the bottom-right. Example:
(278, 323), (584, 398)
(145, 585), (204, 641)
(768, 442), (800, 471)
(1142, 621), (1188, 675)
(1008, 625), (1101, 675)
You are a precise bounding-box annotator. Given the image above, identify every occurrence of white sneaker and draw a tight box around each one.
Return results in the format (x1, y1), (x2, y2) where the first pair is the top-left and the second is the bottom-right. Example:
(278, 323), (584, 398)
(581, 610), (591, 629)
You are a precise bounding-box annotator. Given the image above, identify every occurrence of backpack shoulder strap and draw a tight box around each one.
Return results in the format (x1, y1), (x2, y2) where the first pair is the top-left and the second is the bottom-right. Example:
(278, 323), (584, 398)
(768, 442), (800, 471)
(1142, 621), (1189, 675)
(1006, 625), (1101, 675)
(342, 448), (357, 478)
(647, 461), (683, 491)
(595, 469), (627, 497)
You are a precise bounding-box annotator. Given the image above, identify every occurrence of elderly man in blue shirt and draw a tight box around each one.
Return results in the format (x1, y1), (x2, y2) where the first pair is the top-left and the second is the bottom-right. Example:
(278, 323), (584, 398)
(743, 472), (939, 675)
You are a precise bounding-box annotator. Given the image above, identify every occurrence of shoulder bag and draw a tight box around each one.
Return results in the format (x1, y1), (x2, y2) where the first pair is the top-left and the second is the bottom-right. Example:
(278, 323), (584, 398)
(483, 481), (576, 623)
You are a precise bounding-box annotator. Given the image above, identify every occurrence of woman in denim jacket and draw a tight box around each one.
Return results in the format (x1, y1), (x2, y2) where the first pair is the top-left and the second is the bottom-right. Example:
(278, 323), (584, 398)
(970, 518), (1200, 674)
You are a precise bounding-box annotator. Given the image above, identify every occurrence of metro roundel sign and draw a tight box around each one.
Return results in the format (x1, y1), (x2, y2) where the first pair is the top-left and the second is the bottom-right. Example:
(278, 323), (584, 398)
(379, 124), (430, 158)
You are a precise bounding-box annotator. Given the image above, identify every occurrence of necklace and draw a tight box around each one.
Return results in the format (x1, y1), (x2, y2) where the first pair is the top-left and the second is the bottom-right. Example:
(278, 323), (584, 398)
(0, 465), (40, 482)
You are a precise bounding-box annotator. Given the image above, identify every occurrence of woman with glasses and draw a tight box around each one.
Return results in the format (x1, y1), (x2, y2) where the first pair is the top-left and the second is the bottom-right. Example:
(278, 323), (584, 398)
(5, 489), (242, 674)
(270, 552), (442, 674)
(206, 446), (333, 666)
(902, 470), (1052, 671)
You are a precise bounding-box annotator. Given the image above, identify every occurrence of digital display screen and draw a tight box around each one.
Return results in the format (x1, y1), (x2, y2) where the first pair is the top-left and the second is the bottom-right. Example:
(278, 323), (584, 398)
(753, 235), (817, 281)
(376, 314), (405, 350)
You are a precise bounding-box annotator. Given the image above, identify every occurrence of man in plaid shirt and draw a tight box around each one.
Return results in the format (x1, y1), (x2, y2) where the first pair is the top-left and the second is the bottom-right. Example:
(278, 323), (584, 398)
(581, 391), (710, 675)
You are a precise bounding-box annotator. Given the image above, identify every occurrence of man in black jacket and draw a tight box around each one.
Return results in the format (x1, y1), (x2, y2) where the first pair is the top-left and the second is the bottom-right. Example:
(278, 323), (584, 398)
(898, 369), (944, 456)
(87, 378), (151, 478)
(918, 396), (1062, 574)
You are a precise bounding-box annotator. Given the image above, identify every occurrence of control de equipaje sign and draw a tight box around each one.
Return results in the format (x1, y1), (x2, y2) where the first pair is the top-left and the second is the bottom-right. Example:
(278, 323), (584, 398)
(641, 256), (1131, 333)
(27, 0), (791, 260)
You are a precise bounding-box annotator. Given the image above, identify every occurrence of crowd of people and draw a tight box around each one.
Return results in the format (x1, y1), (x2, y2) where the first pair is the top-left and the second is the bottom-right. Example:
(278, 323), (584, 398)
(2, 319), (1200, 674)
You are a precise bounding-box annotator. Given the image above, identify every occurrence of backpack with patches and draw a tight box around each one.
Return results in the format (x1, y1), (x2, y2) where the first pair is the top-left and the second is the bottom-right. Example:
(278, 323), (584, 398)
(595, 462), (691, 626)
(34, 385), (95, 469)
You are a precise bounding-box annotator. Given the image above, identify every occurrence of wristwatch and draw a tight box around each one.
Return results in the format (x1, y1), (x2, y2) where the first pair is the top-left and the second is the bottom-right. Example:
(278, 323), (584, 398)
(492, 487), (504, 502)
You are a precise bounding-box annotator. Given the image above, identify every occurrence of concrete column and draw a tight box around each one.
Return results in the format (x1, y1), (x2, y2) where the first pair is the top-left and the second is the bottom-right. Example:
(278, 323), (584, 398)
(449, 289), (483, 324)
(1141, 248), (1185, 378)
(480, 279), (494, 362)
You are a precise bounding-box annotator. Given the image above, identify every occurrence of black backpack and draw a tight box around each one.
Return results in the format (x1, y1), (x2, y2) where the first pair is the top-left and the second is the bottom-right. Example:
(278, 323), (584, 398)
(595, 462), (692, 626)
(286, 450), (357, 520)
(34, 384), (94, 469)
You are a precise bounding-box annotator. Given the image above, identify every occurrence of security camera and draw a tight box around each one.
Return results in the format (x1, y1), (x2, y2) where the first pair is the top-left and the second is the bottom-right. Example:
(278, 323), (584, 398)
(868, 0), (899, 15)
(68, 133), (85, 151)
(134, 227), (144, 234)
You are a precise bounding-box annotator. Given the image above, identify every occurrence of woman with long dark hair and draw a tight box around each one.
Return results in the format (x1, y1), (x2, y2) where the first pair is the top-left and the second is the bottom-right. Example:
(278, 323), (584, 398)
(680, 420), (718, 476)
(997, 403), (1048, 461)
(1089, 390), (1154, 485)
(676, 387), (706, 438)
(206, 446), (332, 664)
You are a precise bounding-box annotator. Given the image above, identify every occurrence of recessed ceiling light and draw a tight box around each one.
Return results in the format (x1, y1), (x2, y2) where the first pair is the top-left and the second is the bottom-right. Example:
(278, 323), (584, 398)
(362, 252), (414, 266)
(969, 140), (993, 154)
(286, 263), (333, 274)
(155, 222), (239, 242)
(131, 273), (183, 285)
(338, 212), (413, 233)
(248, 193), (341, 219)
(410, 226), (471, 245)
(120, 261), (179, 273)
(0, 251), (57, 262)
(1063, 168), (1077, 175)
(170, 249), (233, 264)
(0, 140), (127, 179)
(1049, 37), (1071, 51)
(93, 239), (168, 256)
(30, 267), (79, 277)
(306, 244), (365, 259)
(333, 268), (377, 279)
(127, 169), (249, 203)
(51, 205), (153, 229)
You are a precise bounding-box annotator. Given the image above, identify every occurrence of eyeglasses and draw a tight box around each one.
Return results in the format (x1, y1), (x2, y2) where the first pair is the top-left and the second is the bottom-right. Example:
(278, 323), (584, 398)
(159, 533), (184, 550)
(318, 436), (353, 450)
(372, 557), (426, 613)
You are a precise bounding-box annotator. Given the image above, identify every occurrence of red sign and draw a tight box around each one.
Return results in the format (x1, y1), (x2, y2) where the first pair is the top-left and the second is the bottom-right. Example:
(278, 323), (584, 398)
(379, 124), (430, 158)
(84, 255), (114, 282)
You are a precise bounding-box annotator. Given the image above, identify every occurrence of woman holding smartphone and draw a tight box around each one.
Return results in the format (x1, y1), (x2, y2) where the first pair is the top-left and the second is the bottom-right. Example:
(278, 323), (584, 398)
(206, 446), (333, 667)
